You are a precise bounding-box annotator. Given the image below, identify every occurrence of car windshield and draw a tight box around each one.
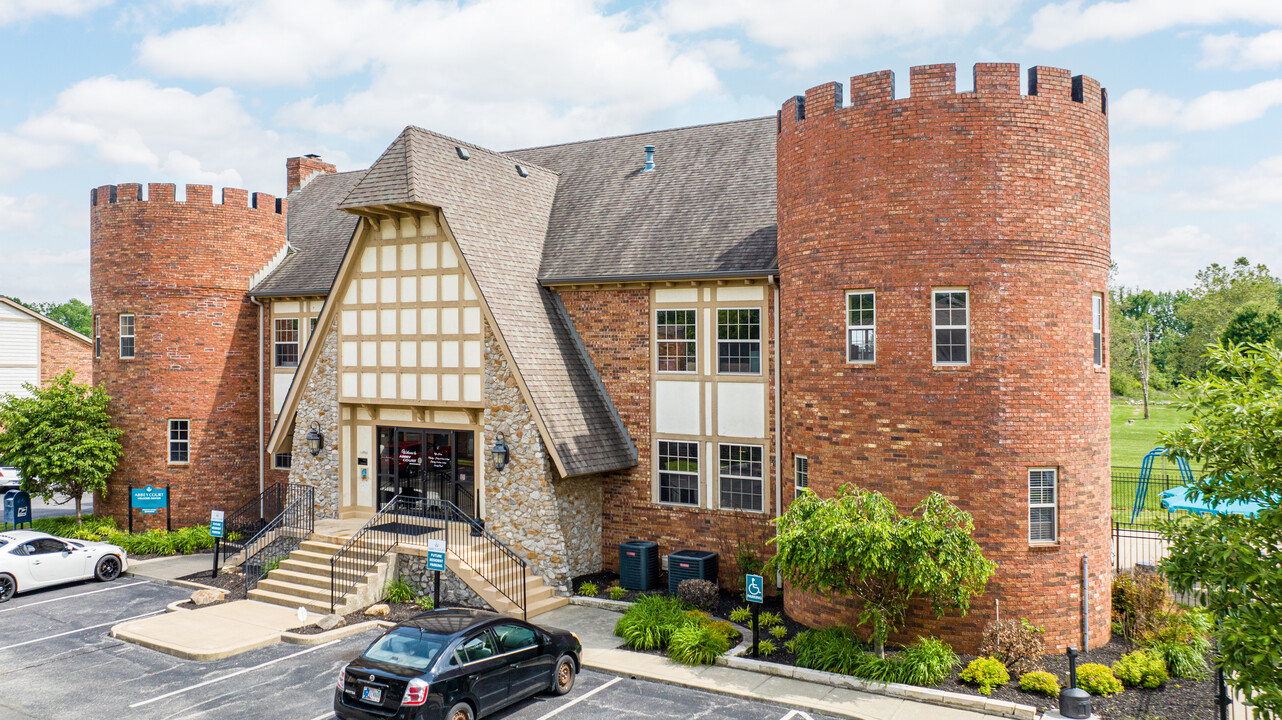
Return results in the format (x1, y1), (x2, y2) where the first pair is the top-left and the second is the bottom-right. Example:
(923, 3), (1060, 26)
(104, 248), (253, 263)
(361, 627), (450, 672)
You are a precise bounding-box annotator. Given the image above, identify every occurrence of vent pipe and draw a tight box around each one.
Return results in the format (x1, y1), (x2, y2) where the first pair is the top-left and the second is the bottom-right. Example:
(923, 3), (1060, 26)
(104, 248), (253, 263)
(643, 145), (655, 172)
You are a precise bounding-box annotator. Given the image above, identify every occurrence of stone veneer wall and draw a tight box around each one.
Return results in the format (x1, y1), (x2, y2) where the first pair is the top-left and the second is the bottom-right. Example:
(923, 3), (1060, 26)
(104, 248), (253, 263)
(482, 323), (603, 593)
(288, 318), (340, 519)
(397, 553), (489, 609)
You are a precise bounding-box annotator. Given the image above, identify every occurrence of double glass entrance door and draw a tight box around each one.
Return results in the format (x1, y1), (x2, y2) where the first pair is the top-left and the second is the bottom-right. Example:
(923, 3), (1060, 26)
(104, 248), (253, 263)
(377, 427), (476, 517)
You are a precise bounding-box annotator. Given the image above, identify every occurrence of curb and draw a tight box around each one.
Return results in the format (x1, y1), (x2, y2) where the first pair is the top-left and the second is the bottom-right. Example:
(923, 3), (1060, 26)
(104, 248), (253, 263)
(281, 620), (386, 646)
(567, 596), (631, 612)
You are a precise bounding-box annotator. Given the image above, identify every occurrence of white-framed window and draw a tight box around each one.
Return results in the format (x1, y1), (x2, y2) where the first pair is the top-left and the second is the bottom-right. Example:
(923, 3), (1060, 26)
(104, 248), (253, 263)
(1029, 468), (1057, 543)
(657, 440), (699, 506)
(717, 308), (761, 374)
(273, 453), (292, 470)
(93, 315), (100, 359)
(168, 419), (190, 464)
(1092, 293), (1103, 367)
(718, 443), (763, 512)
(310, 316), (319, 334)
(275, 318), (300, 368)
(656, 309), (697, 373)
(932, 290), (969, 365)
(119, 313), (135, 359)
(846, 291), (875, 363)
(794, 455), (809, 499)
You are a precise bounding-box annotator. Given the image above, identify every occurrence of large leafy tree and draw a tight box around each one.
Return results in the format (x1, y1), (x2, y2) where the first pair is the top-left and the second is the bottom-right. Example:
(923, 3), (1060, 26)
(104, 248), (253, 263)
(1172, 258), (1281, 379)
(769, 485), (995, 656)
(0, 371), (121, 523)
(1221, 302), (1282, 346)
(1161, 343), (1282, 718)
(8, 297), (92, 337)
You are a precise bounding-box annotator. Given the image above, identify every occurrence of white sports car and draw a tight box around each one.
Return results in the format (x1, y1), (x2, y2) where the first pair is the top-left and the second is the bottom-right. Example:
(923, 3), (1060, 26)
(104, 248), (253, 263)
(0, 530), (128, 603)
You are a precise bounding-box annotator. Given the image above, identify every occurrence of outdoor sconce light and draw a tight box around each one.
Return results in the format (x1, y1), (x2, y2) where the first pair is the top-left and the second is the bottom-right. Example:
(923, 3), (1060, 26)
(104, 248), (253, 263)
(306, 421), (325, 457)
(491, 432), (510, 471)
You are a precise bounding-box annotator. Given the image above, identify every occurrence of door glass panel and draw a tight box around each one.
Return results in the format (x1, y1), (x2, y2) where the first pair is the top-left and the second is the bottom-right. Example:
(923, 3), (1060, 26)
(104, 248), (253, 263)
(455, 431), (475, 516)
(378, 427), (397, 507)
(397, 430), (424, 499)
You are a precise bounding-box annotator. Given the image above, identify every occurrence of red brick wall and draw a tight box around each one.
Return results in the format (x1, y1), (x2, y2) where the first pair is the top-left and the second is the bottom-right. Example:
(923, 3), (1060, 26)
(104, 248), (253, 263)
(40, 325), (92, 385)
(559, 287), (778, 588)
(286, 156), (336, 194)
(90, 183), (286, 528)
(776, 63), (1111, 652)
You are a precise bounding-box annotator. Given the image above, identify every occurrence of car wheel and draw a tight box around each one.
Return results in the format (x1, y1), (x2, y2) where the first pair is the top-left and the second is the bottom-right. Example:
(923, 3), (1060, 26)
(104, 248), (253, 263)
(95, 555), (122, 582)
(0, 573), (14, 603)
(445, 701), (474, 720)
(551, 654), (576, 695)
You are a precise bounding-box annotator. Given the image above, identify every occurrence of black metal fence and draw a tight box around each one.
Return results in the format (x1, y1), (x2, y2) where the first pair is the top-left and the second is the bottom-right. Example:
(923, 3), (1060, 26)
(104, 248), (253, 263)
(221, 483), (301, 566)
(1110, 466), (1203, 527)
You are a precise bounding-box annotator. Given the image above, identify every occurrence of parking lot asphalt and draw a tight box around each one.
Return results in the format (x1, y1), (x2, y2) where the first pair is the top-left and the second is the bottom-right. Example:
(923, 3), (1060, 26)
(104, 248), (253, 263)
(0, 578), (844, 720)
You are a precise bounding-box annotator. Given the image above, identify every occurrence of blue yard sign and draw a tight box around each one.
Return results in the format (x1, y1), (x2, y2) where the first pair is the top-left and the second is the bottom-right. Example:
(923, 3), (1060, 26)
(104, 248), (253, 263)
(746, 573), (764, 604)
(131, 485), (168, 515)
(427, 538), (446, 572)
(209, 510), (225, 539)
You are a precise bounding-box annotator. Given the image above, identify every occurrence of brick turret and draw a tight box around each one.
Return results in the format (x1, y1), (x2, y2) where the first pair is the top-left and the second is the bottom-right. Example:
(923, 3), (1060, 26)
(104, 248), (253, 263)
(89, 184), (287, 527)
(777, 63), (1111, 652)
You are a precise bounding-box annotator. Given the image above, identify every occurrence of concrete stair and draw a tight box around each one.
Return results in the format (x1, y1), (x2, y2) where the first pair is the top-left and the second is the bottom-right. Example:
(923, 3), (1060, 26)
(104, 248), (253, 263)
(445, 552), (567, 619)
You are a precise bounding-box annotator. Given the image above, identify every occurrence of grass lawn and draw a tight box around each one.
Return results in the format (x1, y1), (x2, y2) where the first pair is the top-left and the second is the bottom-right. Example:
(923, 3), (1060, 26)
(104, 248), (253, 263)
(1110, 398), (1196, 469)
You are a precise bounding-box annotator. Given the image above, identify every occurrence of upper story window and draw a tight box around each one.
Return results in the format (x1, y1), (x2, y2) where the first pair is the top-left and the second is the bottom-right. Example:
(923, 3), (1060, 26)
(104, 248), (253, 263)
(119, 314), (135, 359)
(717, 308), (760, 374)
(309, 316), (319, 335)
(847, 291), (875, 363)
(657, 440), (699, 506)
(1092, 293), (1103, 367)
(1029, 468), (1057, 543)
(933, 290), (969, 365)
(719, 443), (763, 512)
(794, 455), (809, 500)
(656, 309), (697, 373)
(168, 419), (190, 464)
(93, 315), (101, 359)
(275, 318), (300, 368)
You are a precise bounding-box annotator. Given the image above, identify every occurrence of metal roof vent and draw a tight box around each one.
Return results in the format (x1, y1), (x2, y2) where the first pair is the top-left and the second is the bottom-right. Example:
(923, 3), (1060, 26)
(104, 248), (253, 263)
(456, 146), (470, 160)
(643, 145), (655, 172)
(515, 164), (528, 178)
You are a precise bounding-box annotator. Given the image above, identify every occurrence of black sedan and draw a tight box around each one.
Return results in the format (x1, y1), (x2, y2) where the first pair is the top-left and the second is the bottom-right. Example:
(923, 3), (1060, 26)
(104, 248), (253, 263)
(334, 608), (583, 720)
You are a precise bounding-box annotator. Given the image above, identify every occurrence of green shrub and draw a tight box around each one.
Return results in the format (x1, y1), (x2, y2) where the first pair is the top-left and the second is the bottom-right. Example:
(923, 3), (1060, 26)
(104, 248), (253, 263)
(577, 581), (599, 597)
(1019, 671), (1060, 697)
(792, 627), (867, 676)
(676, 578), (719, 610)
(1112, 571), (1170, 643)
(1148, 640), (1206, 680)
(667, 623), (729, 665)
(1114, 649), (1169, 688)
(608, 585), (626, 601)
(785, 637), (800, 654)
(756, 639), (776, 656)
(770, 625), (788, 640)
(614, 595), (690, 650)
(384, 580), (416, 604)
(758, 611), (783, 628)
(1077, 663), (1123, 697)
(414, 595), (435, 611)
(896, 636), (959, 686)
(734, 540), (765, 584)
(709, 621), (737, 642)
(1139, 607), (1212, 679)
(729, 606), (752, 624)
(960, 657), (1010, 696)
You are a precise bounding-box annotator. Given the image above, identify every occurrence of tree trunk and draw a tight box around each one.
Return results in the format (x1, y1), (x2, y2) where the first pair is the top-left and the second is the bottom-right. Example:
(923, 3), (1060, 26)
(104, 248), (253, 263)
(1142, 321), (1151, 420)
(75, 494), (82, 525)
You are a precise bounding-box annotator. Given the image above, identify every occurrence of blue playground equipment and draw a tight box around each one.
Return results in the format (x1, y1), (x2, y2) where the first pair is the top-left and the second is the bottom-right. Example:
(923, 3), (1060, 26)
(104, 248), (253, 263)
(1159, 486), (1264, 518)
(1131, 447), (1195, 523)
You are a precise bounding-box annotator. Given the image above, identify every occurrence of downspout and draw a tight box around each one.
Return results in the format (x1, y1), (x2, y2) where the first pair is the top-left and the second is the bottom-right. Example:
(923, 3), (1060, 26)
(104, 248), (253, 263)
(250, 295), (265, 496)
(771, 276), (782, 535)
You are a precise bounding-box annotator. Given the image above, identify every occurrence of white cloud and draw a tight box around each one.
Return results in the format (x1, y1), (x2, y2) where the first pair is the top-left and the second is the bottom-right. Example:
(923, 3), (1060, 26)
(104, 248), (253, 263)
(1171, 155), (1282, 211)
(1027, 0), (1282, 50)
(1113, 223), (1282, 291)
(1111, 80), (1282, 131)
(659, 0), (1019, 69)
(0, 0), (110, 26)
(1111, 142), (1176, 168)
(0, 193), (49, 231)
(1200, 30), (1282, 69)
(0, 132), (67, 182)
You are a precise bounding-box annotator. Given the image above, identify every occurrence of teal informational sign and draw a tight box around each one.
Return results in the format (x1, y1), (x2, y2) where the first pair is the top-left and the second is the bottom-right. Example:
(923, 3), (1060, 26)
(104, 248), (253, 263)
(746, 573), (764, 604)
(131, 485), (168, 515)
(427, 538), (446, 572)
(209, 510), (225, 539)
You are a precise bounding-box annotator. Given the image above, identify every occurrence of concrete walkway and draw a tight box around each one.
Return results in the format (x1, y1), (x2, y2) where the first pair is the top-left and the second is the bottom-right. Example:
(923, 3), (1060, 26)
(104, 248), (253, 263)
(536, 605), (997, 720)
(111, 600), (324, 661)
(126, 553), (219, 583)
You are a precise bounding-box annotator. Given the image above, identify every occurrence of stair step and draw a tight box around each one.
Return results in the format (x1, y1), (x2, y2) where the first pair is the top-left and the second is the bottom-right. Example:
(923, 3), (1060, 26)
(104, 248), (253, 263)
(247, 588), (338, 615)
(279, 557), (376, 580)
(264, 568), (376, 594)
(291, 549), (388, 569)
(525, 595), (569, 618)
(256, 578), (336, 603)
(299, 539), (350, 554)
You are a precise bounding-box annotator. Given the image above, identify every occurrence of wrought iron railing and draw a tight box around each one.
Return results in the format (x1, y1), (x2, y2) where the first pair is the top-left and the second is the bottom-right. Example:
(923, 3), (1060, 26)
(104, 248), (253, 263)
(221, 483), (310, 565)
(329, 495), (527, 619)
(239, 485), (315, 597)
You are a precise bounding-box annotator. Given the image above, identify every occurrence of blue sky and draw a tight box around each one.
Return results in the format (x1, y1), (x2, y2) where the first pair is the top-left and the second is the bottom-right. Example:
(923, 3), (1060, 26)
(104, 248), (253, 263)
(0, 0), (1279, 302)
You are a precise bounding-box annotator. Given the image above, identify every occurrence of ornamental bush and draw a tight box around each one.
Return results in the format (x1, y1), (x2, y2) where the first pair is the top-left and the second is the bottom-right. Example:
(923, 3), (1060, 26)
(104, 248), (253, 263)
(978, 618), (1045, 675)
(791, 627), (867, 676)
(895, 636), (959, 687)
(614, 595), (690, 651)
(758, 611), (783, 628)
(1140, 607), (1213, 679)
(384, 580), (416, 604)
(667, 623), (729, 665)
(729, 606), (752, 624)
(1114, 649), (1169, 689)
(1019, 671), (1061, 697)
(770, 625), (788, 640)
(960, 657), (1010, 696)
(1076, 663), (1123, 697)
(577, 581), (599, 597)
(756, 639), (776, 656)
(609, 585), (626, 601)
(676, 579), (718, 610)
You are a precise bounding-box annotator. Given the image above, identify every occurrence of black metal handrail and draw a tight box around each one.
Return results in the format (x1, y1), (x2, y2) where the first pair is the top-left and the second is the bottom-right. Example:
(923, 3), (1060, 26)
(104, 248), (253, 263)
(221, 483), (313, 565)
(239, 485), (315, 597)
(329, 496), (528, 619)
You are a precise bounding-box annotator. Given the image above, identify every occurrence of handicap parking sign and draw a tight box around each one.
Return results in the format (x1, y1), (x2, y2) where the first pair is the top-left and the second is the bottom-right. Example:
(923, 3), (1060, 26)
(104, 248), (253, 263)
(746, 573), (764, 604)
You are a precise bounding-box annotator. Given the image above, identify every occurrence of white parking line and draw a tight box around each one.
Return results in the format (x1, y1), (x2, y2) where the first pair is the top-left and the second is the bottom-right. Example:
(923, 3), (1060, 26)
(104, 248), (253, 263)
(534, 676), (624, 720)
(779, 711), (816, 720)
(0, 609), (165, 652)
(129, 640), (342, 709)
(0, 581), (149, 614)
(304, 714), (334, 720)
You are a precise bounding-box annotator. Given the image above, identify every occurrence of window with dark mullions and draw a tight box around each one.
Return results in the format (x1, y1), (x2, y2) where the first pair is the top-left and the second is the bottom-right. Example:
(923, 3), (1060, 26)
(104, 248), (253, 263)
(119, 314), (135, 359)
(275, 318), (300, 367)
(656, 309), (697, 373)
(719, 444), (763, 511)
(657, 440), (699, 506)
(847, 291), (875, 362)
(794, 455), (809, 500)
(1029, 468), (1057, 542)
(717, 308), (760, 374)
(1092, 293), (1103, 367)
(273, 453), (292, 470)
(168, 419), (189, 464)
(933, 290), (969, 364)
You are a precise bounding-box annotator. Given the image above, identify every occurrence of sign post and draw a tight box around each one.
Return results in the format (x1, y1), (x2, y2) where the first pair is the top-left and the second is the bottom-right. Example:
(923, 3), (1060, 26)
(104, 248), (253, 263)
(209, 510), (225, 579)
(130, 485), (170, 534)
(746, 573), (764, 658)
(427, 538), (446, 607)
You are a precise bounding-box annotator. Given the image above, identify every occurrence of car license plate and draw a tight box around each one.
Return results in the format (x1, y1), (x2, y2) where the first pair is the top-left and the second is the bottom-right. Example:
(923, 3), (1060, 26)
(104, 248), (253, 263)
(361, 686), (382, 703)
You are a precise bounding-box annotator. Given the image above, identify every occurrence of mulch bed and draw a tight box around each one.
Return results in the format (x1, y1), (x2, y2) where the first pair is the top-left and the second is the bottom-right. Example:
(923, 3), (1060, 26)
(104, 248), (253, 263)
(570, 571), (1218, 719)
(131, 549), (215, 562)
(176, 566), (249, 606)
(288, 602), (437, 635)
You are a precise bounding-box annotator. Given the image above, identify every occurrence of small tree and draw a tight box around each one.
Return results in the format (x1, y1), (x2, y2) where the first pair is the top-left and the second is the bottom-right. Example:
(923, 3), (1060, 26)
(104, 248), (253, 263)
(769, 485), (995, 656)
(0, 371), (121, 523)
(1161, 343), (1282, 719)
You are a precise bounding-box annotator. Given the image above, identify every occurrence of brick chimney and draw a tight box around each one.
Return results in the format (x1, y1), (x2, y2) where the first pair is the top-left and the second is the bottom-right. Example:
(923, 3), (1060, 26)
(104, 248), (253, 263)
(285, 154), (337, 194)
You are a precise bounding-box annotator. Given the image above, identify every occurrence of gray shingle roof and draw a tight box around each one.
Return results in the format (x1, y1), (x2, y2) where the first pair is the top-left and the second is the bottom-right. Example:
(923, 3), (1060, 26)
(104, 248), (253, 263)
(340, 127), (637, 477)
(250, 170), (364, 297)
(510, 116), (778, 283)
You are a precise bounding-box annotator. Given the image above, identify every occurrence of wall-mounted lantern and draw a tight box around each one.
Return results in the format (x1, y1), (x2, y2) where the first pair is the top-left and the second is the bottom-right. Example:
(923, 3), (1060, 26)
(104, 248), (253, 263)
(491, 432), (510, 471)
(307, 421), (325, 457)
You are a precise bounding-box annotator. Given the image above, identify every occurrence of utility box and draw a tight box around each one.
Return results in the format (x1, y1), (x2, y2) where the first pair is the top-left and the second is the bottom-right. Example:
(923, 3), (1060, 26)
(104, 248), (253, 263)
(618, 541), (659, 591)
(3, 490), (31, 529)
(667, 549), (718, 595)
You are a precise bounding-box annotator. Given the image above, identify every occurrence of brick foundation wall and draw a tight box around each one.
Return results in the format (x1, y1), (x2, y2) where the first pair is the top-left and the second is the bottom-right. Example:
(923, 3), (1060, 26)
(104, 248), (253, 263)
(40, 325), (92, 385)
(90, 183), (286, 528)
(776, 63), (1111, 652)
